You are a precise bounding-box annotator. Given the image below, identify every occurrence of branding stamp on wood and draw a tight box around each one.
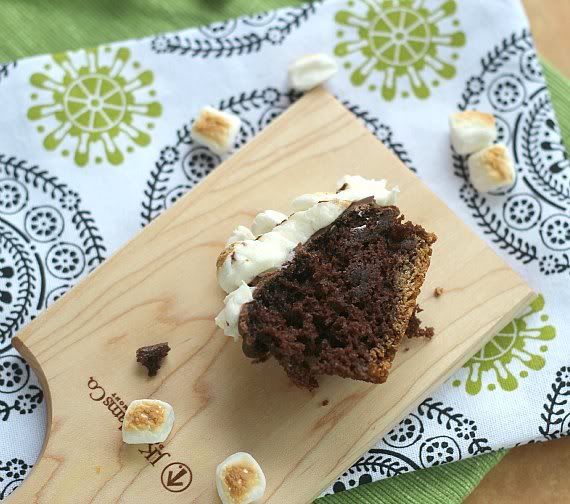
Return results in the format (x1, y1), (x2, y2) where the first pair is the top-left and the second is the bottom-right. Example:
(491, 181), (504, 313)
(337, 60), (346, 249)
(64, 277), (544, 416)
(138, 443), (172, 466)
(161, 462), (193, 493)
(86, 376), (193, 492)
(87, 377), (127, 429)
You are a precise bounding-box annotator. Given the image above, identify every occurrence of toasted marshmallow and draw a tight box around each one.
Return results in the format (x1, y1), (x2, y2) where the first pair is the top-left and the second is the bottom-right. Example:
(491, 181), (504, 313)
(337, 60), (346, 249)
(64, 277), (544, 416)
(227, 225), (255, 246)
(192, 106), (241, 155)
(449, 111), (497, 155)
(216, 452), (266, 504)
(251, 210), (287, 236)
(122, 399), (174, 444)
(468, 144), (515, 193)
(288, 53), (338, 92)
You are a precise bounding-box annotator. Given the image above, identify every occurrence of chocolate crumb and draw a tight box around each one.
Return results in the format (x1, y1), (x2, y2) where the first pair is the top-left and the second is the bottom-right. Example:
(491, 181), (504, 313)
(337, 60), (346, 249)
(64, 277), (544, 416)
(403, 347), (410, 352)
(434, 287), (444, 297)
(321, 399), (329, 407)
(136, 342), (170, 377)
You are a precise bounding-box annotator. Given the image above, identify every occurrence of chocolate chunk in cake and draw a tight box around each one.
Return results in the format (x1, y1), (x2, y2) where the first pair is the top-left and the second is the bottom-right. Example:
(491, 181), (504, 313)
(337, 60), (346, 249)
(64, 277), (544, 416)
(136, 342), (170, 377)
(238, 203), (436, 389)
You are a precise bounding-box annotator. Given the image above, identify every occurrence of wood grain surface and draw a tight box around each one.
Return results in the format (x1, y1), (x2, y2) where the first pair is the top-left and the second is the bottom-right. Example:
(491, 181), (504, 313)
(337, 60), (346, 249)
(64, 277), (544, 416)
(523, 0), (570, 77)
(467, 437), (570, 504)
(465, 3), (570, 502)
(10, 89), (534, 503)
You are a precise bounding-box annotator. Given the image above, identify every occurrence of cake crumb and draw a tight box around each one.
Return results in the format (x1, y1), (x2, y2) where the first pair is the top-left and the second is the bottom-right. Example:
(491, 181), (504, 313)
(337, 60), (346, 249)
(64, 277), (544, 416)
(321, 399), (329, 407)
(434, 287), (444, 297)
(95, 466), (102, 474)
(403, 347), (410, 352)
(136, 342), (170, 376)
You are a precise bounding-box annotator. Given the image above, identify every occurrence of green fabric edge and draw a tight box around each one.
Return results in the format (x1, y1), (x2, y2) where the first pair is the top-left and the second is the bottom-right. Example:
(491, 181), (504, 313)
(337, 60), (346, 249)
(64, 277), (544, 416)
(541, 59), (570, 149)
(316, 450), (507, 503)
(0, 2), (568, 504)
(0, 0), (303, 63)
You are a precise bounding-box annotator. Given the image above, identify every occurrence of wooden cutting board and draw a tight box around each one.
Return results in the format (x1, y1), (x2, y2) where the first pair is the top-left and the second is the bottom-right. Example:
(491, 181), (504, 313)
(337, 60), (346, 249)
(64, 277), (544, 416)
(11, 88), (534, 504)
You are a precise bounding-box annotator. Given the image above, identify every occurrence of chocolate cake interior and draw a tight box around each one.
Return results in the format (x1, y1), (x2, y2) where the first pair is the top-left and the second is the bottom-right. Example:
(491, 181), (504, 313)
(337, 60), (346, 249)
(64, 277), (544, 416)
(238, 202), (436, 389)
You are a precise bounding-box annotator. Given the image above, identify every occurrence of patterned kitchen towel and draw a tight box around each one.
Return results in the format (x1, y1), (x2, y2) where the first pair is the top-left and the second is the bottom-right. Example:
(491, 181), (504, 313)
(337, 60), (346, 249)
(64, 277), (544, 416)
(0, 0), (569, 500)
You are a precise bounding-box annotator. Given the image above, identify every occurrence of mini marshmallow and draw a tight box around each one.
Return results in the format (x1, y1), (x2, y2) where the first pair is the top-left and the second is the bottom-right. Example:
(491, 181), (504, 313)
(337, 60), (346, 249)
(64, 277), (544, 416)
(251, 210), (287, 236)
(122, 399), (174, 445)
(288, 53), (338, 92)
(226, 225), (255, 246)
(216, 452), (266, 504)
(449, 110), (497, 155)
(191, 106), (241, 155)
(468, 144), (515, 193)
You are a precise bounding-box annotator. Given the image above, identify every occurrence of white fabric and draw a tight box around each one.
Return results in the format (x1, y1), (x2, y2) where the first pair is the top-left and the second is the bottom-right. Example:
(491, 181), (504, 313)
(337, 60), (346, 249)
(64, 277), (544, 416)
(0, 0), (568, 498)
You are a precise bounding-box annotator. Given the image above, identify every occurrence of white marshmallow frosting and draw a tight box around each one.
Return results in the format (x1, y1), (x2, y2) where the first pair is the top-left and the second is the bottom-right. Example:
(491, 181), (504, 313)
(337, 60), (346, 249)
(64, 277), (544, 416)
(214, 175), (398, 338)
(226, 225), (255, 246)
(214, 282), (255, 340)
(250, 210), (287, 236)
